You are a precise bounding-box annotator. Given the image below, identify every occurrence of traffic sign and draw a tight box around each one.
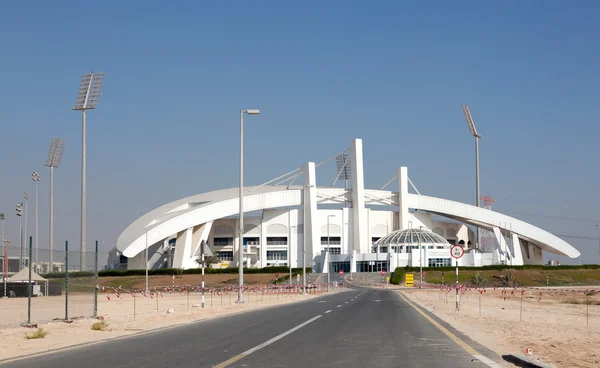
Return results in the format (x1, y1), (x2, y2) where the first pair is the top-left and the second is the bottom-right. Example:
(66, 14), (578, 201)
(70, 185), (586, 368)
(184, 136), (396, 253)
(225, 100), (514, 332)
(451, 244), (464, 259)
(381, 270), (385, 275)
(339, 270), (344, 275)
(405, 273), (414, 287)
(275, 273), (279, 278)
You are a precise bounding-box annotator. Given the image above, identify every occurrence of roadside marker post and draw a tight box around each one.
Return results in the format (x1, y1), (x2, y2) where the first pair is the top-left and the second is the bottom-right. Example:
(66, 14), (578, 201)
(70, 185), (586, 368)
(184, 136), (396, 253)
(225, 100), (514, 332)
(450, 244), (465, 311)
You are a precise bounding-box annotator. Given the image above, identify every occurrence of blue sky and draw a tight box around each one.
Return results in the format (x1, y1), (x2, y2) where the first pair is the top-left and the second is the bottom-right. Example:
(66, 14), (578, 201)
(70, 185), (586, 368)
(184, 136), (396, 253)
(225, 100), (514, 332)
(1, 1), (599, 264)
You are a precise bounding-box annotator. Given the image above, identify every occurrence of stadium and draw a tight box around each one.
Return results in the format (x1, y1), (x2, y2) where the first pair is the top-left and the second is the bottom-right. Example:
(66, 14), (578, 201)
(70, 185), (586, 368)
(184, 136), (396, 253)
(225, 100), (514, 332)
(112, 138), (580, 273)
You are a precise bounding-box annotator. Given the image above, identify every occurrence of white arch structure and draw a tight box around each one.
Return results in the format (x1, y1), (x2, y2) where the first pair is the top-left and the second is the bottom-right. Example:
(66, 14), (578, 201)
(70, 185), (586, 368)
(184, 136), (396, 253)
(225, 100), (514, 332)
(116, 138), (579, 269)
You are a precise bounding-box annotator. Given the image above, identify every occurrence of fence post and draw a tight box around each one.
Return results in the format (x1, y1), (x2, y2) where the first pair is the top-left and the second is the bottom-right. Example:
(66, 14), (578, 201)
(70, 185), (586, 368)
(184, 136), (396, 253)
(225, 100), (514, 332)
(65, 240), (69, 321)
(27, 236), (32, 325)
(94, 240), (98, 318)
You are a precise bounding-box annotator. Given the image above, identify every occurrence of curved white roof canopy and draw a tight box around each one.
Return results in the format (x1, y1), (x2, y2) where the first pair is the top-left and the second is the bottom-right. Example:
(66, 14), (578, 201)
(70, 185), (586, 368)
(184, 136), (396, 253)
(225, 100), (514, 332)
(375, 228), (450, 247)
(117, 186), (580, 259)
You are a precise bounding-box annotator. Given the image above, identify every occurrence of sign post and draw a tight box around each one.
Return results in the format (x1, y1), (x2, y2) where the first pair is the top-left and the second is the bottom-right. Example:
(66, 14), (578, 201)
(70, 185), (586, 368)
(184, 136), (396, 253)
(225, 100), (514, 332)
(450, 244), (465, 311)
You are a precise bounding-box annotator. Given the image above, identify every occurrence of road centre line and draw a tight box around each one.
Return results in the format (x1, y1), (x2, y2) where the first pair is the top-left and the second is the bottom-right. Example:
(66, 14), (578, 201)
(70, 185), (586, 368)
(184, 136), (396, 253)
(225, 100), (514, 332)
(325, 310), (332, 314)
(213, 315), (322, 368)
(336, 305), (342, 308)
(397, 292), (502, 368)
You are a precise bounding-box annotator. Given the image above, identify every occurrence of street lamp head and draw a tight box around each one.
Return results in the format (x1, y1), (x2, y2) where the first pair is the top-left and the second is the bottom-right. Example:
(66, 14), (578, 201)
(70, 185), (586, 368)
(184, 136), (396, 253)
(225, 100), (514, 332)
(244, 109), (260, 115)
(32, 172), (40, 182)
(0, 213), (4, 220)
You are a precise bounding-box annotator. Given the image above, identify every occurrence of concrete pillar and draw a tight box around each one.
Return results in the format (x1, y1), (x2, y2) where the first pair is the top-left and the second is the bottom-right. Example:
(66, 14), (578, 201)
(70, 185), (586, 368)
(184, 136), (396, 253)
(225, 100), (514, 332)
(350, 138), (368, 253)
(173, 227), (193, 269)
(511, 233), (524, 266)
(303, 162), (319, 269)
(398, 167), (409, 230)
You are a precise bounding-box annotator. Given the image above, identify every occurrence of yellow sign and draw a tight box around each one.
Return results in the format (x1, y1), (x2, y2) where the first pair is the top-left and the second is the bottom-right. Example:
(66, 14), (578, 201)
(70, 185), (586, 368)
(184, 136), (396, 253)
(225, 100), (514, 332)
(405, 273), (414, 287)
(386, 277), (390, 282)
(221, 263), (229, 268)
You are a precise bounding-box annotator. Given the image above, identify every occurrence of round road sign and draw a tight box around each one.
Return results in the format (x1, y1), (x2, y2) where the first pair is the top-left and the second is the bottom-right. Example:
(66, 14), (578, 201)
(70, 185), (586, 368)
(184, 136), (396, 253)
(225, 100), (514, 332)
(339, 270), (344, 275)
(450, 244), (464, 259)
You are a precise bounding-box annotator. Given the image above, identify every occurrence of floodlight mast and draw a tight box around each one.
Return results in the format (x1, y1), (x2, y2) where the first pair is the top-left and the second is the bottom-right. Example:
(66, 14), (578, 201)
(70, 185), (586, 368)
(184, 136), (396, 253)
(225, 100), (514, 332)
(45, 137), (65, 273)
(461, 104), (482, 250)
(73, 72), (105, 271)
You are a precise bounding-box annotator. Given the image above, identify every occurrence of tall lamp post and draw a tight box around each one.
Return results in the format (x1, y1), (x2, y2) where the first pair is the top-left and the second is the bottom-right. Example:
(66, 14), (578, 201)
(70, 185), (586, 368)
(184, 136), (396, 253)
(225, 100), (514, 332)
(238, 109), (260, 304)
(0, 213), (4, 248)
(73, 72), (105, 271)
(23, 192), (28, 269)
(16, 202), (23, 270)
(461, 104), (482, 250)
(596, 225), (599, 255)
(289, 225), (296, 284)
(45, 137), (65, 273)
(32, 172), (40, 269)
(327, 214), (335, 291)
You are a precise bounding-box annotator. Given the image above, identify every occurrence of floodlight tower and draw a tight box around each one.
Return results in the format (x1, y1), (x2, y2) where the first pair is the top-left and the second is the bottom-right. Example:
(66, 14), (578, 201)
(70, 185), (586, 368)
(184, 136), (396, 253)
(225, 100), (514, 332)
(73, 72), (105, 271)
(461, 104), (482, 249)
(45, 138), (65, 273)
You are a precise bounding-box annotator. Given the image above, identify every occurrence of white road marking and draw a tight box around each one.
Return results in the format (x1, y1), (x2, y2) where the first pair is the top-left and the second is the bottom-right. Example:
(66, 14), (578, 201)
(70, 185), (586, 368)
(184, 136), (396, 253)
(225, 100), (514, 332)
(213, 315), (323, 368)
(337, 305), (342, 308)
(324, 310), (332, 314)
(472, 355), (503, 368)
(345, 301), (348, 304)
(244, 315), (323, 355)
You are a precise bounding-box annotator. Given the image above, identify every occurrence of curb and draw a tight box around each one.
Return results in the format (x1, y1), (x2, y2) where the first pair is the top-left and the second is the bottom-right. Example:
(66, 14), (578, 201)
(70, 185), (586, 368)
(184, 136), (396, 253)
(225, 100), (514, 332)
(503, 354), (556, 368)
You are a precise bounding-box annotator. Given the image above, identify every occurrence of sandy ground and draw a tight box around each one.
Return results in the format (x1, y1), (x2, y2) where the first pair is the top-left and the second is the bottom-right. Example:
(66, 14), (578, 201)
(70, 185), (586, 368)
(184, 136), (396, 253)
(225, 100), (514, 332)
(0, 284), (341, 362)
(402, 286), (600, 368)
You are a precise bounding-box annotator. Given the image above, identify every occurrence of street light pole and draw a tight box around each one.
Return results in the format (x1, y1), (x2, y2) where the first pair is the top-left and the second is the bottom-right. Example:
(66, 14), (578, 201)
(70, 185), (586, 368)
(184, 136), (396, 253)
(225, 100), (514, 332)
(145, 228), (149, 293)
(238, 109), (260, 304)
(596, 225), (599, 255)
(16, 203), (23, 270)
(0, 213), (4, 250)
(289, 225), (295, 285)
(24, 192), (28, 269)
(327, 214), (334, 291)
(32, 173), (40, 269)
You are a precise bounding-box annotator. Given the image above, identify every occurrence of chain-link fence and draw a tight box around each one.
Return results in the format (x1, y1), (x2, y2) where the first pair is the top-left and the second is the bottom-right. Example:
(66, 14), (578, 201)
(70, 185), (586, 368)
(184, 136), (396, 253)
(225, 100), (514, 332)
(0, 241), (108, 327)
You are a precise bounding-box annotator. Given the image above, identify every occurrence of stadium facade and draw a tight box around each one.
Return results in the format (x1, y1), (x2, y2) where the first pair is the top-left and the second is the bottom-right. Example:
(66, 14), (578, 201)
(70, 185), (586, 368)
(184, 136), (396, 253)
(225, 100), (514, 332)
(113, 139), (580, 273)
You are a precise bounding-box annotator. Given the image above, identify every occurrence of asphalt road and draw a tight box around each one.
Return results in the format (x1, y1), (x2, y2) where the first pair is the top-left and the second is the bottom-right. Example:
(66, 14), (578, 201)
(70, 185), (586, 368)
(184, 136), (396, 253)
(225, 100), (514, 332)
(2, 282), (502, 368)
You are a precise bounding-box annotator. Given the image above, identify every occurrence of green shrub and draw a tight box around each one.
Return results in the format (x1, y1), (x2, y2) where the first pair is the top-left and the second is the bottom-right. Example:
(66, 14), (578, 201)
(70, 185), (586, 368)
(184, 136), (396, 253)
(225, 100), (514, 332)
(42, 267), (313, 279)
(391, 267), (406, 285)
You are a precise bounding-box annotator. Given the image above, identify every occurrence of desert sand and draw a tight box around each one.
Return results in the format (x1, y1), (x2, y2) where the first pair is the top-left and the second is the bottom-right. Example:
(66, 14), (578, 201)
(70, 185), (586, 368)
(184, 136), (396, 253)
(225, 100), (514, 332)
(402, 286), (600, 368)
